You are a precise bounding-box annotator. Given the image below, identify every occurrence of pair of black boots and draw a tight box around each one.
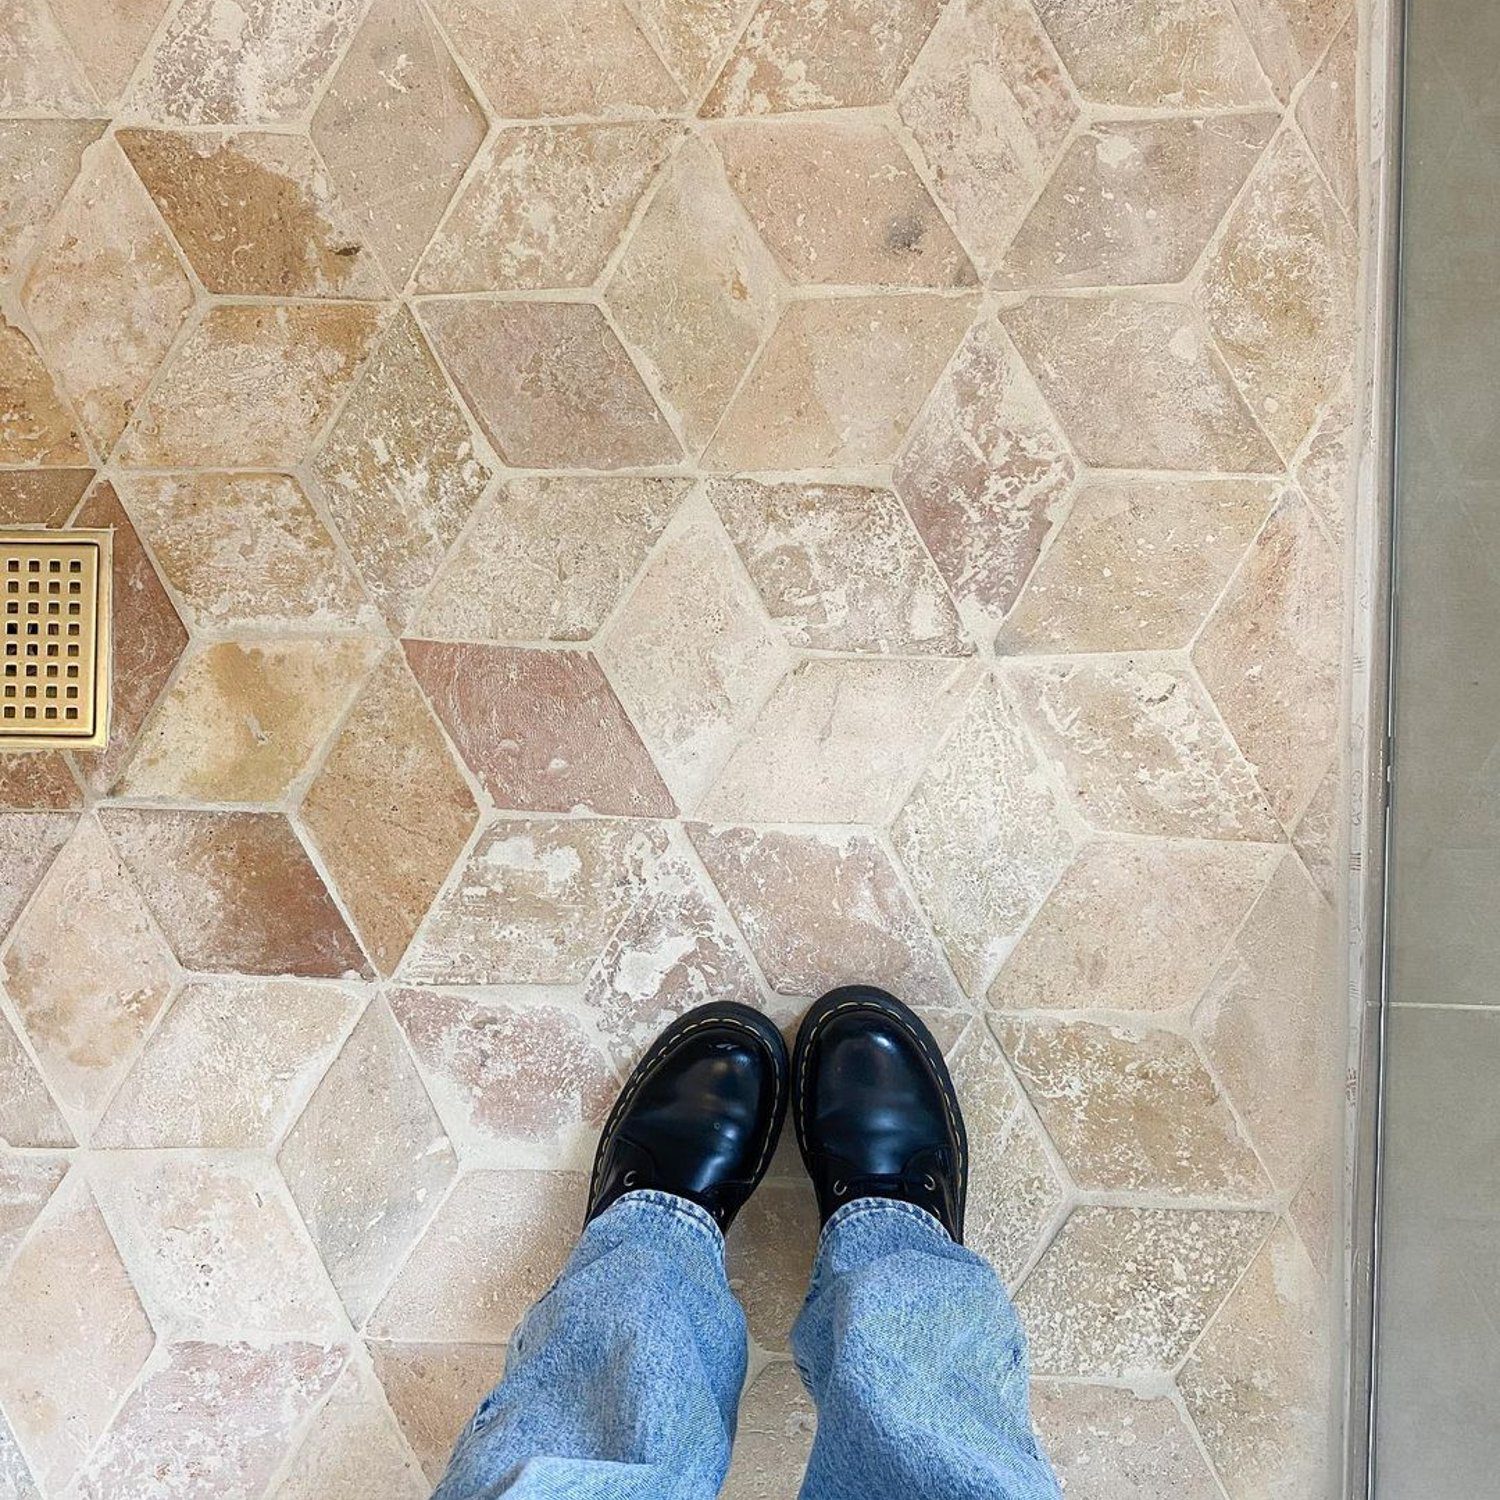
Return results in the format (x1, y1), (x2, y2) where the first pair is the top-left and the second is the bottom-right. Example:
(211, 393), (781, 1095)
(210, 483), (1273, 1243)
(586, 985), (968, 1242)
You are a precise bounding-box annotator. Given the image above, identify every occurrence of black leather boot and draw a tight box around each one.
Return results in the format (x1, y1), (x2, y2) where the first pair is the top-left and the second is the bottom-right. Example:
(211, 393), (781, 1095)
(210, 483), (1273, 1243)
(585, 1001), (789, 1232)
(793, 984), (968, 1241)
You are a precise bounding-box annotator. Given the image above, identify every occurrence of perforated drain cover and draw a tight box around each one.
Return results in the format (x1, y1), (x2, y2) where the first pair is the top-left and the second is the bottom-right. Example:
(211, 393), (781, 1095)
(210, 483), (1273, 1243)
(1, 529), (111, 750)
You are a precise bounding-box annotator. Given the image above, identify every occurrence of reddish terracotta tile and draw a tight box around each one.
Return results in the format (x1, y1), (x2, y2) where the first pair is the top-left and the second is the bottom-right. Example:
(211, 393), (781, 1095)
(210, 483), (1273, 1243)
(0, 0), (97, 113)
(0, 754), (80, 812)
(369, 1342), (504, 1485)
(405, 641), (675, 817)
(0, 1010), (73, 1148)
(0, 467), (91, 526)
(0, 319), (86, 464)
(0, 1156), (65, 1268)
(100, 808), (370, 978)
(0, 120), (104, 281)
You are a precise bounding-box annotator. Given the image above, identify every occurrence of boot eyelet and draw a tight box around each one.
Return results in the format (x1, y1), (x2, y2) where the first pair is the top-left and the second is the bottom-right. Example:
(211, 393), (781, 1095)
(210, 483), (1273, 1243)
(922, 1174), (937, 1192)
(833, 1180), (848, 1197)
(623, 1170), (640, 1188)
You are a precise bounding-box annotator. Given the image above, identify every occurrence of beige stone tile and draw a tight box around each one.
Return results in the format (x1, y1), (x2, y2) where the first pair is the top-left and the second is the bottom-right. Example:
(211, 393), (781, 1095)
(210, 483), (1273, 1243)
(1, 815), (174, 1129)
(1199, 131), (1357, 457)
(71, 1340), (346, 1500)
(722, 1363), (815, 1500)
(118, 635), (379, 803)
(118, 128), (386, 298)
(275, 1363), (427, 1500)
(1234, 0), (1349, 100)
(368, 1341), (504, 1485)
(726, 1179), (818, 1350)
(1194, 493), (1342, 826)
(605, 137), (783, 454)
(596, 501), (791, 811)
(90, 1154), (344, 1339)
(1030, 1383), (1222, 1500)
(988, 838), (1278, 1015)
(710, 478), (969, 654)
(0, 809), (74, 937)
(0, 120), (103, 281)
(93, 978), (361, 1149)
(406, 641), (676, 816)
(713, 117), (975, 288)
(313, 307), (495, 631)
(420, 124), (679, 292)
(46, 0), (170, 105)
(430, 0), (683, 118)
(1195, 850), (1339, 1192)
(0, 467), (91, 527)
(1007, 659), (1281, 840)
(312, 0), (488, 287)
(418, 475), (686, 642)
(101, 808), (370, 978)
(420, 299), (681, 468)
(121, 471), (371, 631)
(390, 988), (614, 1164)
(1179, 1221), (1332, 1497)
(126, 0), (364, 123)
(302, 653), (478, 975)
(634, 0), (753, 97)
(0, 1408), (38, 1500)
(1032, 0), (1272, 107)
(892, 675), (1077, 996)
(0, 319), (86, 464)
(703, 0), (942, 114)
(403, 816), (664, 987)
(0, 1010), (73, 1148)
(996, 1017), (1267, 1196)
(998, 477), (1274, 654)
(701, 656), (972, 824)
(118, 302), (385, 467)
(366, 1170), (582, 1341)
(892, 315), (1076, 631)
(1298, 8), (1358, 222)
(1294, 760), (1340, 904)
(0, 1156), (65, 1269)
(1296, 374), (1355, 545)
(1001, 115), (1277, 289)
(280, 998), (458, 1327)
(1002, 296), (1280, 472)
(950, 1024), (1065, 1281)
(690, 823), (963, 1005)
(705, 294), (975, 469)
(0, 1172), (153, 1492)
(0, 0), (97, 112)
(1016, 1205), (1270, 1376)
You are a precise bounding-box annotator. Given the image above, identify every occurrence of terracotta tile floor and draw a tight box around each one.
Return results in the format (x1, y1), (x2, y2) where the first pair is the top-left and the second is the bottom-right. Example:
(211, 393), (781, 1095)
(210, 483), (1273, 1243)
(0, 0), (1365, 1494)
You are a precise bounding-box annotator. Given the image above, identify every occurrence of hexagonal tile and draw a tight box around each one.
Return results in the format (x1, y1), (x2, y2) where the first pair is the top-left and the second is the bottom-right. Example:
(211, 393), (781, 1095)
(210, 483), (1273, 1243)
(0, 120), (103, 280)
(0, 317), (86, 464)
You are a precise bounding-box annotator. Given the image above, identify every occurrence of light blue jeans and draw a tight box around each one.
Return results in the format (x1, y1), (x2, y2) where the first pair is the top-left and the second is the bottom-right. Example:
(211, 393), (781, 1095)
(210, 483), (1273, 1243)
(433, 1190), (1061, 1499)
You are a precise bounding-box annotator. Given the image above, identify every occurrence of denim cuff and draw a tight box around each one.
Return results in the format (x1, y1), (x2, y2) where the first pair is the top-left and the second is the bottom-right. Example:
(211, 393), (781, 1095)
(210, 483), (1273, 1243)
(817, 1194), (948, 1258)
(593, 1188), (726, 1250)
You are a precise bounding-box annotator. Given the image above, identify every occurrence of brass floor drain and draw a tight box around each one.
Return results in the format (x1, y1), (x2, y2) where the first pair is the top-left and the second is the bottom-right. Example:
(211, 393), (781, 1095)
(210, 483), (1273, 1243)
(1, 529), (111, 751)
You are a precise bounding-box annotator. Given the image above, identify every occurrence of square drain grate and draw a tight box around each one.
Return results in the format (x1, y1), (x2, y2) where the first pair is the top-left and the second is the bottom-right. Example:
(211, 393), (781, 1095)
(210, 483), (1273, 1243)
(1, 529), (112, 750)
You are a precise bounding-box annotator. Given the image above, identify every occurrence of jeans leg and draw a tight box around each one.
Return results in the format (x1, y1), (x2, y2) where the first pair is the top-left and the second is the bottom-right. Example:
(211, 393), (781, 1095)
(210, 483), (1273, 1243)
(790, 1198), (1061, 1500)
(433, 1190), (746, 1500)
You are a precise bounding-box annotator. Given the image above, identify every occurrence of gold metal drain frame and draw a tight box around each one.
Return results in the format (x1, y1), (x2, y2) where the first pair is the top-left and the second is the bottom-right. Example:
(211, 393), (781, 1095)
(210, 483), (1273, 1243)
(1, 528), (112, 751)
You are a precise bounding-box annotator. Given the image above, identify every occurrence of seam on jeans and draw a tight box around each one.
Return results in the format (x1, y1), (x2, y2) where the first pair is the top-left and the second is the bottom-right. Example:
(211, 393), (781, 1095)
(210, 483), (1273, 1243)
(610, 1188), (725, 1247)
(589, 1015), (783, 1205)
(817, 1194), (947, 1254)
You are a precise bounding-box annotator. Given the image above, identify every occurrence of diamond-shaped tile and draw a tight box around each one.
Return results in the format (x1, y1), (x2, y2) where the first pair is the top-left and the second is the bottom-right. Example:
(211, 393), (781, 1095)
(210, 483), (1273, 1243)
(705, 294), (975, 470)
(1000, 115), (1277, 289)
(722, 1364), (815, 1499)
(429, 0), (683, 118)
(713, 117), (975, 287)
(710, 478), (969, 654)
(1296, 374), (1356, 545)
(726, 1179), (817, 1351)
(1194, 493), (1342, 826)
(0, 809), (73, 937)
(417, 476), (687, 643)
(0, 0), (96, 112)
(1198, 131), (1357, 457)
(1294, 761), (1340, 903)
(100, 808), (370, 977)
(897, 0), (1079, 271)
(702, 0), (942, 114)
(0, 1172), (154, 1492)
(418, 299), (681, 468)
(312, 0), (488, 287)
(0, 1010), (72, 1148)
(989, 838), (1278, 1015)
(633, 0), (753, 97)
(1016, 1205), (1270, 1377)
(1002, 296), (1280, 471)
(302, 653), (478, 975)
(0, 1409), (38, 1500)
(280, 998), (457, 1327)
(403, 816), (664, 987)
(117, 128), (386, 297)
(368, 1342), (505, 1486)
(892, 675), (1076, 997)
(1233, 0), (1350, 100)
(117, 635), (380, 803)
(419, 124), (679, 292)
(0, 120), (103, 280)
(1006, 659), (1281, 840)
(596, 499), (792, 812)
(689, 822), (964, 1006)
(312, 307), (495, 632)
(118, 302), (386, 467)
(1298, 9), (1358, 222)
(93, 978), (361, 1149)
(276, 1363), (427, 1500)
(998, 477), (1274, 654)
(0, 1156), (65, 1268)
(1, 815), (174, 1130)
(45, 0), (169, 105)
(0, 318), (86, 463)
(892, 315), (1076, 632)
